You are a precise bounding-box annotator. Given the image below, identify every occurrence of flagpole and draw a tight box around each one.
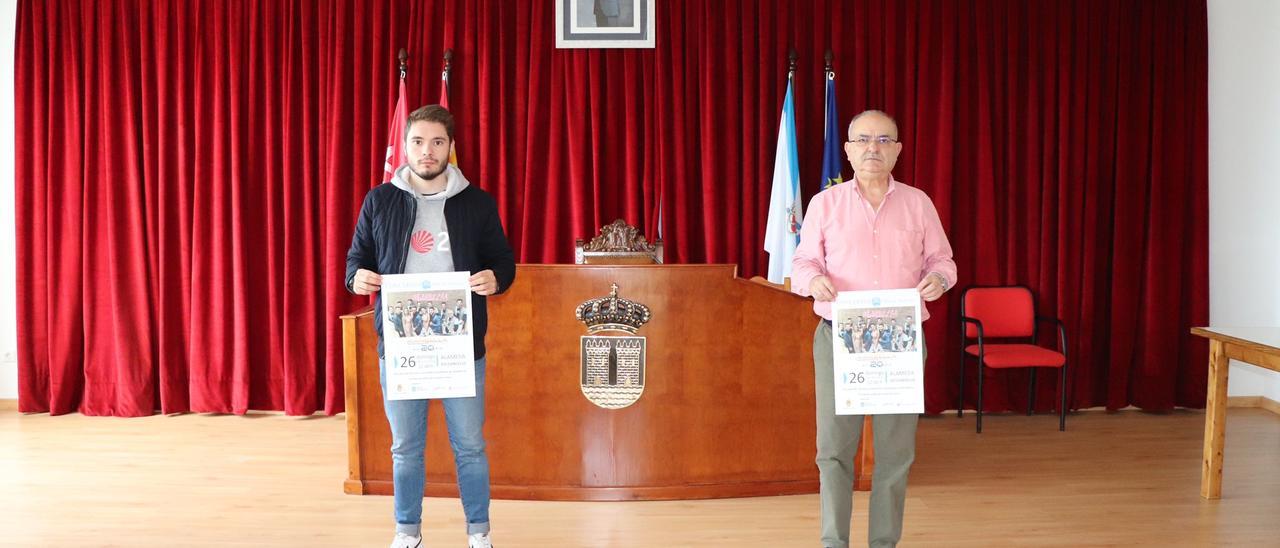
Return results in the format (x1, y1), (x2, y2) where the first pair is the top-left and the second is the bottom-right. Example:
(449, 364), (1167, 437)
(442, 49), (453, 102)
(399, 48), (408, 80)
(824, 49), (833, 134)
(786, 47), (799, 285)
(788, 47), (797, 83)
(441, 49), (457, 164)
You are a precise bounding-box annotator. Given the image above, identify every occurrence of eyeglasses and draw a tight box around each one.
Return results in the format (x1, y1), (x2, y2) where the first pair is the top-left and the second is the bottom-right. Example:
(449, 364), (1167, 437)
(846, 136), (898, 146)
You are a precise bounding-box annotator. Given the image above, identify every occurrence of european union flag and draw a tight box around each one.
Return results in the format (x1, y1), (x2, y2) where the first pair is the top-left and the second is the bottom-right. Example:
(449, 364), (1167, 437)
(820, 73), (843, 190)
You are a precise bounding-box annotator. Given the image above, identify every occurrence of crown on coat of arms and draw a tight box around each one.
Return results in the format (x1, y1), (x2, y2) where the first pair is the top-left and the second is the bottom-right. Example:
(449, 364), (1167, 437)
(575, 283), (651, 334)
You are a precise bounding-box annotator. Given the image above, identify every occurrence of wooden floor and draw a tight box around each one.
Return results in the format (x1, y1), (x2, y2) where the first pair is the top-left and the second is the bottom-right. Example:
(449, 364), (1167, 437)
(1, 408), (1277, 547)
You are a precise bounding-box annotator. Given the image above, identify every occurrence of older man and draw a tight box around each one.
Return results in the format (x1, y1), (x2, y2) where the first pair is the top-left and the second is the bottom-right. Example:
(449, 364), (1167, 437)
(791, 110), (957, 548)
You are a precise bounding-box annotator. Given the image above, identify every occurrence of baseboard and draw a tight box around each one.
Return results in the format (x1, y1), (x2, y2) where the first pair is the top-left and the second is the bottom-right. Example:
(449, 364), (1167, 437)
(1227, 396), (1280, 416)
(7, 397), (1272, 415)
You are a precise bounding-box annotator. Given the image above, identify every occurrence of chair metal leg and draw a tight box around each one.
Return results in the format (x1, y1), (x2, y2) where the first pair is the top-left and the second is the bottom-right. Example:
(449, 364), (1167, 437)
(1059, 363), (1068, 431)
(1027, 369), (1037, 415)
(976, 361), (985, 434)
(957, 348), (965, 418)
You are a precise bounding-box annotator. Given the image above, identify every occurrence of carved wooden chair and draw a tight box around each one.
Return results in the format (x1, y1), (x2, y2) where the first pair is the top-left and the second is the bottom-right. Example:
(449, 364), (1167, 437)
(575, 219), (664, 265)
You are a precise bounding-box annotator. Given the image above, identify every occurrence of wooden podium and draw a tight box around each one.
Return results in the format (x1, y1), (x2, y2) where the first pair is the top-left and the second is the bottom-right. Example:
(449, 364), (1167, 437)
(342, 264), (874, 500)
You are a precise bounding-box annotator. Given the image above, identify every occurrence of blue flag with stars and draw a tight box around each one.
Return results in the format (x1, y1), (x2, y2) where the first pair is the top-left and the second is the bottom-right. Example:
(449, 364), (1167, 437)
(820, 73), (843, 190)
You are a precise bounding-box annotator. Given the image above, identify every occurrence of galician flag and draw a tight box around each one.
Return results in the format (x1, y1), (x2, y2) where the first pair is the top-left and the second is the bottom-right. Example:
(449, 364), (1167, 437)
(764, 77), (803, 284)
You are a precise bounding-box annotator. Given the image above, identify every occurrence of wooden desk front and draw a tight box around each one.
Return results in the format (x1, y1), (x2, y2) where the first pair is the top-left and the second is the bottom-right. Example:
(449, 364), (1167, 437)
(343, 264), (873, 500)
(1189, 326), (1280, 499)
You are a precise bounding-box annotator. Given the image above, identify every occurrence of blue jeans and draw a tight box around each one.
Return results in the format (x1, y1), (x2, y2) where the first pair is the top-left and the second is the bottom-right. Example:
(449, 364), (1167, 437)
(379, 357), (490, 536)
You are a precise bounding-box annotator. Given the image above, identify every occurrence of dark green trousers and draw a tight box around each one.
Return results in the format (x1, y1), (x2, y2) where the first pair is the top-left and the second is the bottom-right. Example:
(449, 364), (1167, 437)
(813, 320), (923, 548)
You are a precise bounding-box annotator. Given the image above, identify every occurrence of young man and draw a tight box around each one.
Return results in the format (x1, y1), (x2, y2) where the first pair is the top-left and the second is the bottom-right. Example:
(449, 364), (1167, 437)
(455, 298), (468, 324)
(345, 104), (516, 548)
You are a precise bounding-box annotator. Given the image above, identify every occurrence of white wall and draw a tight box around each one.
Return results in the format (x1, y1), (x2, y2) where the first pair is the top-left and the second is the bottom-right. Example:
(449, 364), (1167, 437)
(1208, 0), (1280, 401)
(1, 4), (1277, 403)
(1, 1), (18, 400)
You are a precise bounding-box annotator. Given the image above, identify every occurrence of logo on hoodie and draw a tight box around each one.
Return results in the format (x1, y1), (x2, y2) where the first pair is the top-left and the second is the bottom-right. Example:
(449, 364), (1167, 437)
(411, 230), (450, 254)
(411, 231), (435, 253)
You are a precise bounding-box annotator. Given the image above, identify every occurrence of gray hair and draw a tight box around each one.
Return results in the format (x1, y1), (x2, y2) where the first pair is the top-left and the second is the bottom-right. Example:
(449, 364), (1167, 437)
(847, 109), (900, 139)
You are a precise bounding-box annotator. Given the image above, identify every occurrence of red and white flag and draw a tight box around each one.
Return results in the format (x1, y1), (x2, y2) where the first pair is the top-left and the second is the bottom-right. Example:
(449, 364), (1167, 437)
(381, 79), (409, 183)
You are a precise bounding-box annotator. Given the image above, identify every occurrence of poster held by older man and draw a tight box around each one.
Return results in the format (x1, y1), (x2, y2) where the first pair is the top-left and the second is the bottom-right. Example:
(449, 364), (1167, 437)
(831, 288), (924, 415)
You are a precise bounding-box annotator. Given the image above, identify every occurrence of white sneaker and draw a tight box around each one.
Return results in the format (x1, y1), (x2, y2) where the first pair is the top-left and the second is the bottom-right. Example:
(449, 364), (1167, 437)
(390, 532), (422, 548)
(467, 532), (493, 548)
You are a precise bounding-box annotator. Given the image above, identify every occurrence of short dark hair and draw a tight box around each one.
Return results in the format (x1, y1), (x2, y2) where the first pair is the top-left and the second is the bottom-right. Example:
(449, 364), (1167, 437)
(404, 104), (455, 141)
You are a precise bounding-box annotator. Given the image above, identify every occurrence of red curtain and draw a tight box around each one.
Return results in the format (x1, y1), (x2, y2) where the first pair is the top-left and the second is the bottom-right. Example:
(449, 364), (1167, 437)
(15, 0), (1207, 416)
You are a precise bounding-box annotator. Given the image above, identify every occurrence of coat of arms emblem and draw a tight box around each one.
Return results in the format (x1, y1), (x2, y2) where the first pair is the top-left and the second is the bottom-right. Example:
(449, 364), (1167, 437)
(575, 283), (651, 409)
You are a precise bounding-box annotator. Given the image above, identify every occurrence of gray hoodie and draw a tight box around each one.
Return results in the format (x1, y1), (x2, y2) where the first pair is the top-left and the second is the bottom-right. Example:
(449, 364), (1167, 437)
(391, 163), (471, 274)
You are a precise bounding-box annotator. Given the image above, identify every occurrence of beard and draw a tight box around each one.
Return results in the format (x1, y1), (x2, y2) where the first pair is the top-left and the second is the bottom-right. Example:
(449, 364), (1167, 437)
(412, 161), (448, 182)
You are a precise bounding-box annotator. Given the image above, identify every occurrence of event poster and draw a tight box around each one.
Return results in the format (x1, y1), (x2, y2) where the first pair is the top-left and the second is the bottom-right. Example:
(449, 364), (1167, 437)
(380, 272), (475, 400)
(831, 288), (924, 415)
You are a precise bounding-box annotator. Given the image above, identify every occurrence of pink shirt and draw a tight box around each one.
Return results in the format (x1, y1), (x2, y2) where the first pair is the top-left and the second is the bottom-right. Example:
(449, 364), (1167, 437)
(790, 177), (957, 321)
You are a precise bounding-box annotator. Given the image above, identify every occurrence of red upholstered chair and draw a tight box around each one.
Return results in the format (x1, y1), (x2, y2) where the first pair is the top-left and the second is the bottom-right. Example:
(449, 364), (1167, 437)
(957, 286), (1068, 433)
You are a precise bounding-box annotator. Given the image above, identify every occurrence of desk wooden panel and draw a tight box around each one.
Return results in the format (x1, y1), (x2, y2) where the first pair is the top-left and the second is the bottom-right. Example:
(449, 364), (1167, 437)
(343, 264), (874, 500)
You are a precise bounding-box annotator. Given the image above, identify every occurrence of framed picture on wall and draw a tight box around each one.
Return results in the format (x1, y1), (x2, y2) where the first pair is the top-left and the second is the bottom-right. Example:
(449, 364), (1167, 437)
(556, 0), (656, 49)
